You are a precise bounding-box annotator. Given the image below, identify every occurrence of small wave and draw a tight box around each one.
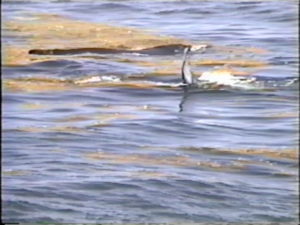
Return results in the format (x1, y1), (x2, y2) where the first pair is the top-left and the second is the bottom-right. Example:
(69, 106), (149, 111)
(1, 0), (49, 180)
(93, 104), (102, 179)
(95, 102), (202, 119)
(254, 77), (299, 90)
(156, 8), (212, 15)
(68, 2), (142, 14)
(74, 75), (121, 84)
(270, 56), (298, 66)
(5, 74), (297, 93)
(270, 16), (298, 23)
(235, 5), (259, 11)
(253, 9), (276, 15)
(99, 3), (141, 11)
(73, 75), (183, 88)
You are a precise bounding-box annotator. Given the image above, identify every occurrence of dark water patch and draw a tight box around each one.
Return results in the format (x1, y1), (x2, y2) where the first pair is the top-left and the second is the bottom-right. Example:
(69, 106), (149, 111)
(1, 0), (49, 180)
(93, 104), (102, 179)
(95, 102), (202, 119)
(156, 8), (213, 16)
(99, 2), (142, 11)
(2, 94), (25, 103)
(57, 92), (116, 102)
(31, 59), (77, 68)
(44, 167), (71, 173)
(267, 158), (299, 166)
(5, 187), (82, 202)
(233, 185), (297, 198)
(153, 211), (225, 223)
(8, 92), (72, 102)
(2, 0), (32, 3)
(235, 4), (260, 11)
(257, 37), (296, 46)
(46, 107), (79, 113)
(270, 56), (299, 66)
(235, 1), (262, 5)
(139, 44), (188, 55)
(2, 64), (51, 74)
(271, 172), (297, 178)
(183, 190), (233, 202)
(4, 116), (42, 122)
(270, 15), (298, 23)
(175, 179), (216, 189)
(73, 181), (144, 192)
(240, 164), (284, 177)
(141, 178), (178, 189)
(52, 0), (73, 2)
(139, 119), (201, 137)
(248, 213), (297, 223)
(105, 87), (179, 98)
(3, 199), (55, 213)
(72, 2), (144, 13)
(253, 9), (277, 15)
(2, 216), (58, 224)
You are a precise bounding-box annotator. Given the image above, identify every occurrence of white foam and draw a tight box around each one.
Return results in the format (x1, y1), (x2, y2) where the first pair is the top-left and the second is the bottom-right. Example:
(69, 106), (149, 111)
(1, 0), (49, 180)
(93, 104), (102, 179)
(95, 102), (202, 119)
(197, 70), (256, 87)
(74, 75), (121, 84)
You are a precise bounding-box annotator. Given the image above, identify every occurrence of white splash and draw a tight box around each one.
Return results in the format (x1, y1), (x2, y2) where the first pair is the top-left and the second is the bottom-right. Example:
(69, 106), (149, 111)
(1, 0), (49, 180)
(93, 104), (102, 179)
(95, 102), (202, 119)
(74, 75), (121, 84)
(197, 70), (256, 89)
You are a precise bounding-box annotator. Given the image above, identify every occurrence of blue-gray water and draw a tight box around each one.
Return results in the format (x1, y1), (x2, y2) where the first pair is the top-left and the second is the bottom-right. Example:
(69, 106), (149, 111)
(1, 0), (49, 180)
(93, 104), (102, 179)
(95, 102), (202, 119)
(2, 0), (299, 223)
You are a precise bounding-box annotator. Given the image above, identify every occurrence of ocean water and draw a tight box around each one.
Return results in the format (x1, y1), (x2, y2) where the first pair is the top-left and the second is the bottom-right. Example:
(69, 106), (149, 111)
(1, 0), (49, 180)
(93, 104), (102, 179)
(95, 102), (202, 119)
(2, 0), (299, 223)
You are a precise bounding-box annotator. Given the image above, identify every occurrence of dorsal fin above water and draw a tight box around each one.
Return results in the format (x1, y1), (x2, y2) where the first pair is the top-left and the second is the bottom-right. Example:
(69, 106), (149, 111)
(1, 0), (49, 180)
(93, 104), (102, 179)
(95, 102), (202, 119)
(181, 46), (193, 85)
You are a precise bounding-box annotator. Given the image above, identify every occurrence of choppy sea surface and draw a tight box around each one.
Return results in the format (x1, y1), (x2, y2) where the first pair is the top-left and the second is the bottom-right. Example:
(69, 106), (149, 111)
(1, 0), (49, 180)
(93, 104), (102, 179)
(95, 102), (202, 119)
(2, 0), (299, 223)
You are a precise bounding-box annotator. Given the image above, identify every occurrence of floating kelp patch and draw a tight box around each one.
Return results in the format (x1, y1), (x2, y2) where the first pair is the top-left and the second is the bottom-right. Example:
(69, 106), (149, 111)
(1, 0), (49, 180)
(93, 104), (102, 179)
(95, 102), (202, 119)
(4, 14), (188, 50)
(194, 59), (268, 67)
(2, 170), (32, 176)
(52, 112), (137, 127)
(3, 47), (32, 66)
(269, 112), (299, 119)
(3, 77), (74, 93)
(3, 46), (130, 67)
(3, 13), (269, 70)
(116, 57), (267, 69)
(2, 46), (49, 66)
(92, 113), (137, 124)
(84, 151), (245, 172)
(53, 115), (92, 123)
(181, 147), (298, 160)
(21, 102), (46, 110)
(3, 14), (191, 66)
(17, 125), (87, 133)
